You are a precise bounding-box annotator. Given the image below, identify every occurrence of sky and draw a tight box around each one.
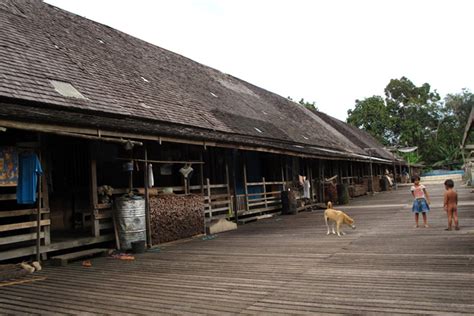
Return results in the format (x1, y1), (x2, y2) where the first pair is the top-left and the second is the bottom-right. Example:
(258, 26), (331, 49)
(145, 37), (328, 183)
(44, 0), (474, 121)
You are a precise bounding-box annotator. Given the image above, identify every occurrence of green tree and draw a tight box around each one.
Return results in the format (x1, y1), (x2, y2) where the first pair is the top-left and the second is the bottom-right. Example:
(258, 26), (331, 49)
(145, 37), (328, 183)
(431, 89), (474, 168)
(384, 77), (442, 157)
(346, 77), (471, 168)
(346, 96), (390, 145)
(400, 151), (422, 165)
(288, 96), (318, 111)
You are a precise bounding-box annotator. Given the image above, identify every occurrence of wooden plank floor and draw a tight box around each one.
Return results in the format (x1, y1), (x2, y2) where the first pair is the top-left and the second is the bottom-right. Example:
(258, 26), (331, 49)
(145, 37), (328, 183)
(1, 182), (473, 315)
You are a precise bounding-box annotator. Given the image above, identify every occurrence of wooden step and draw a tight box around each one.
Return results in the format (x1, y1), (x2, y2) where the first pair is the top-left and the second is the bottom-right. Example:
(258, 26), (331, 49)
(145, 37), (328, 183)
(51, 248), (109, 266)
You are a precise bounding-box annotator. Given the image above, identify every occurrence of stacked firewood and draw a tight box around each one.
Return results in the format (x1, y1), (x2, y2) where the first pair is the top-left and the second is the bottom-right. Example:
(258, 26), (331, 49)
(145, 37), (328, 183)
(149, 195), (204, 244)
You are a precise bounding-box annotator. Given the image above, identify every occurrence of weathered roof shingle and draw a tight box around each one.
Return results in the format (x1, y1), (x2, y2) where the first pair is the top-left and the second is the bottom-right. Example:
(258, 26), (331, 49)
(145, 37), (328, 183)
(0, 0), (392, 160)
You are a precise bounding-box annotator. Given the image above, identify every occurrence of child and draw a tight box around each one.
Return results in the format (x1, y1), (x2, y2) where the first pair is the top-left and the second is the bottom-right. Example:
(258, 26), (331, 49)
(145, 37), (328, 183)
(443, 179), (459, 230)
(410, 175), (430, 228)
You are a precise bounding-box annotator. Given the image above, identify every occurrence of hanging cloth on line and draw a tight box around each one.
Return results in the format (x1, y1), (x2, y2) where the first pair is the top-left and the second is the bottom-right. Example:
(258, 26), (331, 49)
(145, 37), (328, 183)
(303, 179), (311, 199)
(148, 163), (154, 188)
(16, 153), (43, 204)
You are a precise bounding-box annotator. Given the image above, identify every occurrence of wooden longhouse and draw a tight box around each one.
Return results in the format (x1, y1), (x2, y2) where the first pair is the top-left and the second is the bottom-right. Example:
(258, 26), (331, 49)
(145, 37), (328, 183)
(0, 0), (403, 261)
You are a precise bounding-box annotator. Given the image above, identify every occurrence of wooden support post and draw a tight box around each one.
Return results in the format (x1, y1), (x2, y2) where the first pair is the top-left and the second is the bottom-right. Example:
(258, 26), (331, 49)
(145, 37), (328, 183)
(243, 161), (249, 213)
(262, 177), (268, 209)
(225, 161), (232, 217)
(307, 161), (311, 200)
(281, 158), (286, 191)
(321, 160), (325, 202)
(231, 149), (239, 224)
(200, 152), (204, 195)
(36, 136), (43, 262)
(36, 172), (42, 262)
(392, 160), (397, 190)
(90, 158), (100, 237)
(369, 154), (374, 194)
(41, 152), (50, 248)
(206, 178), (212, 221)
(144, 147), (152, 247)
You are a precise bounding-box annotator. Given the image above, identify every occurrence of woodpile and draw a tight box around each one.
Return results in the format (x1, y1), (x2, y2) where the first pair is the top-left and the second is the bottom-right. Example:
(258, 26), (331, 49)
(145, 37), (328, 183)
(149, 194), (204, 244)
(349, 178), (369, 197)
(372, 176), (381, 192)
(351, 184), (368, 197)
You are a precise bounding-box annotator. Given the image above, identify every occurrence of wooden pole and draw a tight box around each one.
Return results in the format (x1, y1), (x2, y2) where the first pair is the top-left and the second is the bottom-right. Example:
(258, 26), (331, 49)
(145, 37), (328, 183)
(41, 153), (50, 249)
(262, 177), (268, 209)
(322, 160), (326, 203)
(144, 147), (152, 247)
(36, 172), (42, 262)
(90, 158), (100, 237)
(369, 153), (374, 194)
(243, 160), (249, 213)
(231, 149), (239, 224)
(225, 161), (231, 218)
(281, 157), (286, 191)
(35, 134), (42, 262)
(204, 177), (211, 234)
(200, 152), (204, 195)
(392, 160), (398, 190)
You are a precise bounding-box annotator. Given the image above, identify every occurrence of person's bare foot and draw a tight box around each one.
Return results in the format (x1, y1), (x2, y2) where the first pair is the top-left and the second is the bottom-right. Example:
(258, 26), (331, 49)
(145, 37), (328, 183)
(445, 227), (452, 231)
(455, 226), (460, 231)
(414, 225), (419, 228)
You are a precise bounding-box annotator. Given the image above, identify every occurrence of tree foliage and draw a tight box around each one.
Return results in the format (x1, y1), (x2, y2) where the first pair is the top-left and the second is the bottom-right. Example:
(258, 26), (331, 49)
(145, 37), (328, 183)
(347, 96), (390, 145)
(346, 77), (473, 168)
(288, 96), (318, 111)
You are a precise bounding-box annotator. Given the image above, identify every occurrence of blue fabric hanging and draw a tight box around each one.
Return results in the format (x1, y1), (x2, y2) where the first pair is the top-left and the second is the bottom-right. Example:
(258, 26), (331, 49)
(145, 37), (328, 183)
(16, 153), (43, 204)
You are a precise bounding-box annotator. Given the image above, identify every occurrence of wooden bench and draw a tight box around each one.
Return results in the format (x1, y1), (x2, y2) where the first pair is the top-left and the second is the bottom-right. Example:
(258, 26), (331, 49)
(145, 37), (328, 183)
(51, 248), (109, 266)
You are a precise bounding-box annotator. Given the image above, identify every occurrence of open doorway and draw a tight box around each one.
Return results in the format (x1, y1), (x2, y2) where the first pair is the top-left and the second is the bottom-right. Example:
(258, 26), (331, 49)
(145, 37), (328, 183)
(45, 136), (92, 242)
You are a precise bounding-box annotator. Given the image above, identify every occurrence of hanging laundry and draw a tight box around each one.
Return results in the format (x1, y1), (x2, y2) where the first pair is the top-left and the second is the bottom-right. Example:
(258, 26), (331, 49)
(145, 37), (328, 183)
(303, 179), (311, 199)
(16, 153), (42, 204)
(298, 175), (305, 186)
(148, 163), (154, 188)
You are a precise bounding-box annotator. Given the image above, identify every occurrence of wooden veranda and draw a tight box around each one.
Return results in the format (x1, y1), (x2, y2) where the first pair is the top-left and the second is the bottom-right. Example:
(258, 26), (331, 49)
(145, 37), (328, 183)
(1, 181), (473, 314)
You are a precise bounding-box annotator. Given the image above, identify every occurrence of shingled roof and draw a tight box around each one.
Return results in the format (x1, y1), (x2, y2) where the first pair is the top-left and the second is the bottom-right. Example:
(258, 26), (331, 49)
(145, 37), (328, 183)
(0, 0), (391, 161)
(312, 111), (397, 161)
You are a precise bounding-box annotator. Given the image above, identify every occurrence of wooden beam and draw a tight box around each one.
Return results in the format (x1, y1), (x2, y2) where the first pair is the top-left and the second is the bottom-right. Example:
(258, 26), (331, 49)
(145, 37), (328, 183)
(225, 161), (231, 217)
(0, 232), (45, 246)
(243, 161), (249, 213)
(0, 220), (50, 233)
(0, 234), (114, 261)
(0, 208), (49, 218)
(144, 147), (152, 247)
(206, 178), (212, 222)
(90, 156), (100, 237)
(0, 118), (395, 164)
(41, 152), (51, 247)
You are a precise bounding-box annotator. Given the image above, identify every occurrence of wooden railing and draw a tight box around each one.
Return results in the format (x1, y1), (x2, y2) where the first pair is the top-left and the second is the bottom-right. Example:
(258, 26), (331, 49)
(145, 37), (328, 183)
(107, 178), (287, 227)
(0, 194), (51, 257)
(235, 178), (285, 223)
(110, 179), (232, 224)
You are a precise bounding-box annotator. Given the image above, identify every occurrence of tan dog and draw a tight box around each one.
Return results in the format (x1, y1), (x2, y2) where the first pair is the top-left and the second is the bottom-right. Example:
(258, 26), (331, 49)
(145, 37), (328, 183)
(324, 202), (356, 236)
